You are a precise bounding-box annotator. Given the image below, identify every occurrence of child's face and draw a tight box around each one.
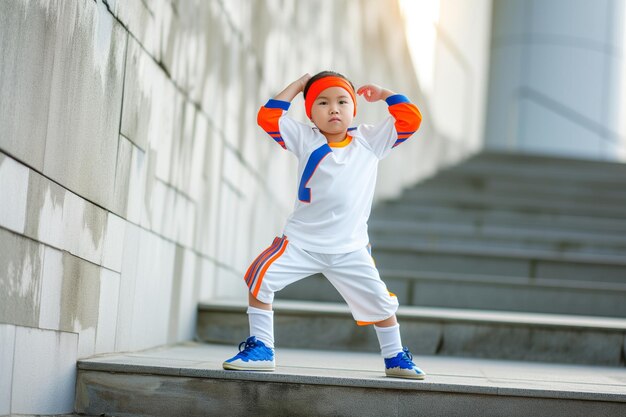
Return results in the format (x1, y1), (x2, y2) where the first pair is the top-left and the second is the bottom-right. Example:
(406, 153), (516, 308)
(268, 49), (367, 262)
(309, 86), (355, 138)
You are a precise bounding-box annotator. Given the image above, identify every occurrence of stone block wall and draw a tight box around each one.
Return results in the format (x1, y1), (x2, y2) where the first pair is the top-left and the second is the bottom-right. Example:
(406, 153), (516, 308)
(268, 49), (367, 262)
(0, 0), (482, 414)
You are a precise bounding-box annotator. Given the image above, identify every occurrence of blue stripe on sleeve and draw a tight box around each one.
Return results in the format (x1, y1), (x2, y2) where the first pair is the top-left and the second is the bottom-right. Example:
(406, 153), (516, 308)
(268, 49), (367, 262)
(392, 139), (408, 147)
(265, 99), (291, 110)
(385, 94), (410, 106)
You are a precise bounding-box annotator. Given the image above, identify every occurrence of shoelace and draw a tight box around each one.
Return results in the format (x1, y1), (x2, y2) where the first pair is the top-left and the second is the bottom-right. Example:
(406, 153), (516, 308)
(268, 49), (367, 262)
(401, 347), (414, 364)
(237, 338), (258, 357)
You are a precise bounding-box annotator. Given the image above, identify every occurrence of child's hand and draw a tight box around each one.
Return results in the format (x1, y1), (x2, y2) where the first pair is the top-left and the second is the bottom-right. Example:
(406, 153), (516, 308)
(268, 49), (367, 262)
(296, 73), (312, 93)
(357, 84), (393, 102)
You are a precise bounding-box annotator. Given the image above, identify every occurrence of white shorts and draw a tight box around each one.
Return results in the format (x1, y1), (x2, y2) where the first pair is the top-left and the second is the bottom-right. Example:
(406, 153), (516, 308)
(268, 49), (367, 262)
(244, 236), (399, 325)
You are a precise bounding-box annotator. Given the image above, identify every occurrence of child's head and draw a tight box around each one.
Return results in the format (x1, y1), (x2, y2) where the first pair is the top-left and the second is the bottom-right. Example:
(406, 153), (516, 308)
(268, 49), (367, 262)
(304, 71), (356, 138)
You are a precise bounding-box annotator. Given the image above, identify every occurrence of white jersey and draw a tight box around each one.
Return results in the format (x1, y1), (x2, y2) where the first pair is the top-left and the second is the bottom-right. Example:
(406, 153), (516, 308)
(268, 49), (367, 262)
(257, 96), (421, 254)
(280, 118), (394, 253)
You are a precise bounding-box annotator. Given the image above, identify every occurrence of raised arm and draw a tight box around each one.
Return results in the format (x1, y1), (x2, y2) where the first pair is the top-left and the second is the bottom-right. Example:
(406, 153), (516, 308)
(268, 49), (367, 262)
(274, 73), (312, 102)
(359, 83), (421, 148)
(257, 74), (312, 152)
(356, 84), (422, 157)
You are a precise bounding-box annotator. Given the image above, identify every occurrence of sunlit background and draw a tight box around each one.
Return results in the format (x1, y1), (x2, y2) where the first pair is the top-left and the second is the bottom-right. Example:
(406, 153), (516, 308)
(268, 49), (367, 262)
(401, 0), (626, 161)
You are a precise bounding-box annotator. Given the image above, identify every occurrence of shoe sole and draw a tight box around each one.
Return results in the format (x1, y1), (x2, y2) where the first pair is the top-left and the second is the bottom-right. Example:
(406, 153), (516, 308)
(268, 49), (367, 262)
(385, 371), (426, 380)
(222, 362), (275, 371)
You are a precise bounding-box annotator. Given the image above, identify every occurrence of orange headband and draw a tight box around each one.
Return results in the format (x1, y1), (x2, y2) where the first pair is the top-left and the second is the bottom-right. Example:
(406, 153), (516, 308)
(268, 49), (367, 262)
(305, 76), (357, 119)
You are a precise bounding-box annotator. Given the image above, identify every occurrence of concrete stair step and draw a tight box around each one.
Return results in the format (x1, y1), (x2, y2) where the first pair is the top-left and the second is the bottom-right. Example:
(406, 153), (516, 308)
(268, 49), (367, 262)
(451, 163), (626, 184)
(370, 235), (626, 258)
(412, 178), (626, 203)
(473, 149), (626, 164)
(374, 203), (626, 234)
(405, 186), (626, 209)
(370, 219), (626, 243)
(75, 342), (626, 417)
(369, 240), (626, 283)
(277, 271), (626, 317)
(452, 153), (626, 182)
(196, 300), (626, 366)
(369, 220), (626, 256)
(392, 194), (626, 219)
(372, 236), (626, 258)
(471, 151), (626, 171)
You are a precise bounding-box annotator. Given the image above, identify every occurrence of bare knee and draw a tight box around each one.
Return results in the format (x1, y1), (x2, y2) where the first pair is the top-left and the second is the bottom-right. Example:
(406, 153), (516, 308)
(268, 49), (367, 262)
(248, 292), (272, 311)
(374, 315), (398, 327)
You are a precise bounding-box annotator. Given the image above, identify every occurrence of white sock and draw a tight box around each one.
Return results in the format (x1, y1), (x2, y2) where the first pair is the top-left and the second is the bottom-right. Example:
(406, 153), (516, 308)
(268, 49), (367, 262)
(247, 306), (274, 349)
(374, 324), (403, 358)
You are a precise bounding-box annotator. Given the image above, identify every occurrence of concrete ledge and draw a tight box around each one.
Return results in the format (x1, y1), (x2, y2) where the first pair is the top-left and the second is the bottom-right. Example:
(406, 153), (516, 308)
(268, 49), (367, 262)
(200, 300), (626, 331)
(197, 300), (626, 366)
(75, 343), (626, 417)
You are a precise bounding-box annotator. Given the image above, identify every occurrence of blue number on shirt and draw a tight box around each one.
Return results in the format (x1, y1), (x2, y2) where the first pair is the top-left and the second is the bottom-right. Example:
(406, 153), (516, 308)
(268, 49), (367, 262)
(298, 144), (332, 203)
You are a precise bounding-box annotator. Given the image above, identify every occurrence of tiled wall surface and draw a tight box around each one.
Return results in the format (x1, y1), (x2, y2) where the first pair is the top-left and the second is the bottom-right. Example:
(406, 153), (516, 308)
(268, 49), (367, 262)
(0, 0), (481, 414)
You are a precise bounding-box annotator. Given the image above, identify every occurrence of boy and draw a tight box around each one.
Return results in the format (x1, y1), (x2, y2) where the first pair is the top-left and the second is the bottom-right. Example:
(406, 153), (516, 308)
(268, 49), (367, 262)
(223, 71), (425, 379)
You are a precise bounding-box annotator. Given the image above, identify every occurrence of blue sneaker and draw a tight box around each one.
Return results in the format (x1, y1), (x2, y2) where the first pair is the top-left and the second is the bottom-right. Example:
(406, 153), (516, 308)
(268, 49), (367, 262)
(222, 336), (275, 371)
(384, 347), (426, 379)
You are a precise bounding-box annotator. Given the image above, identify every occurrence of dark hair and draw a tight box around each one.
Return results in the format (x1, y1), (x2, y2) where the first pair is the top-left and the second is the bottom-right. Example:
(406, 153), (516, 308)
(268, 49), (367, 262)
(303, 71), (355, 99)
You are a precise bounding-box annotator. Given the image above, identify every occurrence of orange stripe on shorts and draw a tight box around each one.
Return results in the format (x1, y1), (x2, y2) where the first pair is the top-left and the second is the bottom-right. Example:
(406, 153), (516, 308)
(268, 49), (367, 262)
(252, 238), (288, 298)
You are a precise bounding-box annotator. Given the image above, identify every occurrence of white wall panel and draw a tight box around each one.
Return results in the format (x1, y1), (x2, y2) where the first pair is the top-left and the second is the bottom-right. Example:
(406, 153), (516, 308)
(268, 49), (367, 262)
(11, 327), (77, 415)
(96, 268), (121, 354)
(0, 324), (16, 415)
(0, 154), (28, 234)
